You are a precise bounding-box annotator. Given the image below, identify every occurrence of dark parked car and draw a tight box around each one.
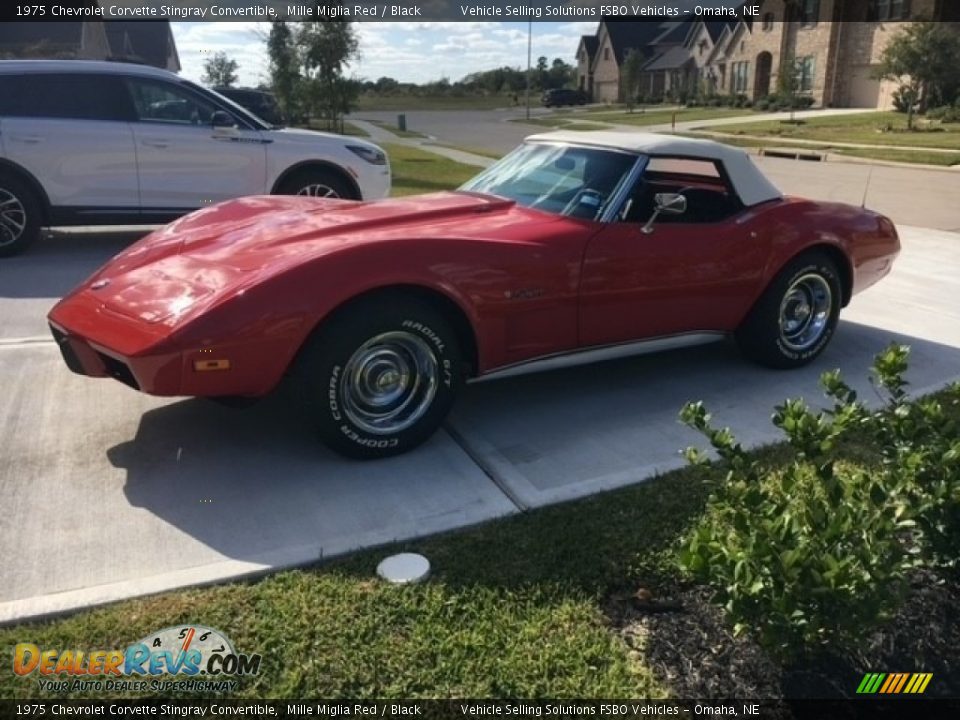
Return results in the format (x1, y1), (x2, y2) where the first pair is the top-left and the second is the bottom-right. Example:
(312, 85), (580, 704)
(212, 86), (284, 125)
(542, 89), (587, 107)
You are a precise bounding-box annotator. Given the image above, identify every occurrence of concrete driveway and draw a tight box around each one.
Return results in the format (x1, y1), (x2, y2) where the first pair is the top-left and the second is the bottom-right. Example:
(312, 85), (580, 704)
(2, 224), (958, 624)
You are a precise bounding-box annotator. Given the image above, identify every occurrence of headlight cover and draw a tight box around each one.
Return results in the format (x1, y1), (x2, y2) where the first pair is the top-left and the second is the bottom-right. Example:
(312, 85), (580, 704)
(347, 145), (387, 165)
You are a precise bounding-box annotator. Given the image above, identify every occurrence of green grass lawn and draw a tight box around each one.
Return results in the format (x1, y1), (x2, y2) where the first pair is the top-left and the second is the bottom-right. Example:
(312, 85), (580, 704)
(426, 143), (504, 160)
(710, 111), (960, 151)
(678, 132), (960, 167)
(385, 143), (480, 196)
(355, 94), (518, 112)
(363, 119), (429, 139)
(509, 116), (613, 131)
(300, 120), (370, 138)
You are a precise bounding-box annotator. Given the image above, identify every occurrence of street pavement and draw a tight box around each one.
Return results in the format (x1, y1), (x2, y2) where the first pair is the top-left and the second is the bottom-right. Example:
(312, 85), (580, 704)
(2, 111), (959, 623)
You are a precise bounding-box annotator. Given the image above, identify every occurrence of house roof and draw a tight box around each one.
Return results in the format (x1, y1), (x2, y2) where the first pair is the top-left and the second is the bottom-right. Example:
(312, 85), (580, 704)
(643, 45), (695, 72)
(104, 21), (178, 70)
(525, 130), (783, 207)
(578, 35), (599, 62)
(601, 19), (667, 64)
(0, 22), (83, 48)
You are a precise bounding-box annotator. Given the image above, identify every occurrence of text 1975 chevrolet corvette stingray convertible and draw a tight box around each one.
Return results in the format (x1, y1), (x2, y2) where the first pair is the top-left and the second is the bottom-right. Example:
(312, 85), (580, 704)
(49, 132), (900, 458)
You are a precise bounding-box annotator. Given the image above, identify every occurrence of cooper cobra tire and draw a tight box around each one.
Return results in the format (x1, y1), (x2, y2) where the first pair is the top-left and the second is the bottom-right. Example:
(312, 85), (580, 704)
(736, 251), (841, 369)
(277, 168), (357, 200)
(0, 174), (42, 257)
(296, 296), (462, 459)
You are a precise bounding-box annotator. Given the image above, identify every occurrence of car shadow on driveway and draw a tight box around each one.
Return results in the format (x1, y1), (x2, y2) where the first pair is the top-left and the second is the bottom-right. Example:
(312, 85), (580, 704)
(108, 320), (960, 567)
(110, 388), (512, 571)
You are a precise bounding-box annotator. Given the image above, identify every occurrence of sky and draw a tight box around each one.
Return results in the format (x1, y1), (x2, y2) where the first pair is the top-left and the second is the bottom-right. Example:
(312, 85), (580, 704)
(172, 21), (598, 88)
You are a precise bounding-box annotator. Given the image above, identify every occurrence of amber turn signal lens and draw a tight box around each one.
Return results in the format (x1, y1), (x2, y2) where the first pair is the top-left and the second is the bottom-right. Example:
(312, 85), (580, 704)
(193, 359), (231, 371)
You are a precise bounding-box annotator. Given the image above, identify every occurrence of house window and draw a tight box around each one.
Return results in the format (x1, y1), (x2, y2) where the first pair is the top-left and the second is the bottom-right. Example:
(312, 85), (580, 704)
(799, 0), (820, 26)
(604, 47), (610, 61)
(732, 61), (750, 93)
(868, 0), (912, 21)
(796, 56), (816, 92)
(763, 13), (775, 31)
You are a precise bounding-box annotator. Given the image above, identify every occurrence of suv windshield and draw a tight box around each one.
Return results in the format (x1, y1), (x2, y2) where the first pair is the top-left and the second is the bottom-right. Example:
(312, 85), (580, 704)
(459, 142), (637, 219)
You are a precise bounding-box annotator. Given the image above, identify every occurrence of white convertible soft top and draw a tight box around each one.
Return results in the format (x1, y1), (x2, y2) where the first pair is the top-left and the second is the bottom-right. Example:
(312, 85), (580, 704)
(527, 130), (783, 208)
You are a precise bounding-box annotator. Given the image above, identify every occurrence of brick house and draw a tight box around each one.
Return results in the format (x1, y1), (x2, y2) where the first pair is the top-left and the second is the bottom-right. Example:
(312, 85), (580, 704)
(576, 0), (960, 109)
(577, 20), (673, 103)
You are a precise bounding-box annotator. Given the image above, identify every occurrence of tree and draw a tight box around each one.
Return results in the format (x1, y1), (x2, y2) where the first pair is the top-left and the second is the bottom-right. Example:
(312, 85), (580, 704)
(202, 51), (239, 88)
(267, 21), (300, 123)
(296, 17), (359, 132)
(877, 22), (960, 129)
(547, 58), (574, 90)
(535, 56), (549, 91)
(621, 49), (644, 112)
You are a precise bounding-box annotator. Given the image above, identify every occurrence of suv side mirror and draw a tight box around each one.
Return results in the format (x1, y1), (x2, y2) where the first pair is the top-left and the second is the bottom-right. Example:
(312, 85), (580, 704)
(211, 110), (235, 128)
(642, 192), (687, 234)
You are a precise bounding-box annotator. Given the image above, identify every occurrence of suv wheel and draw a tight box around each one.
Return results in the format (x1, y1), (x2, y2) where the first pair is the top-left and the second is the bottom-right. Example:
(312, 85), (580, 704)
(278, 169), (357, 200)
(0, 175), (42, 257)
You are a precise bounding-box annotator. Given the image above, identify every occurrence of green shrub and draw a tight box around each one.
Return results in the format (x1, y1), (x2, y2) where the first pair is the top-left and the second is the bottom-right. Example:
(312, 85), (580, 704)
(927, 105), (960, 123)
(676, 345), (960, 659)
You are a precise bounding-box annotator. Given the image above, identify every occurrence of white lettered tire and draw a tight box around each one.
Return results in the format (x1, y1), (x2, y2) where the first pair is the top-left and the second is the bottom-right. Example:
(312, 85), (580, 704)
(295, 295), (463, 459)
(736, 251), (842, 369)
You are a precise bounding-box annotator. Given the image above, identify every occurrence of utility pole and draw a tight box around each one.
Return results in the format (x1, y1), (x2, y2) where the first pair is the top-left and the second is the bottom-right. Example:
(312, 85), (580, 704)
(525, 21), (532, 121)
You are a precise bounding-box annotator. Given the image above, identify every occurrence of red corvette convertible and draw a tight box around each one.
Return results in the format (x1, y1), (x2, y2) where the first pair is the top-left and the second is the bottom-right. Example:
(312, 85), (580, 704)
(49, 132), (900, 458)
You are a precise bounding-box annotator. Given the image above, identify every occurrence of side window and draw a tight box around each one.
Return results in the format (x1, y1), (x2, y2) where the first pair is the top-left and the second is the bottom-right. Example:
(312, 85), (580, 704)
(0, 73), (130, 121)
(126, 79), (218, 125)
(622, 157), (742, 225)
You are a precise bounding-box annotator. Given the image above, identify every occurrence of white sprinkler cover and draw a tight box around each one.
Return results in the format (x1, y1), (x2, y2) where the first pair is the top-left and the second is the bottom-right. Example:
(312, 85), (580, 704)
(377, 553), (431, 584)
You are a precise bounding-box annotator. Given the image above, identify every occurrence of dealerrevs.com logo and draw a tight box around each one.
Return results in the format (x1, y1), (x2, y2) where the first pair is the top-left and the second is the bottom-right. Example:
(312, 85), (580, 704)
(13, 625), (261, 693)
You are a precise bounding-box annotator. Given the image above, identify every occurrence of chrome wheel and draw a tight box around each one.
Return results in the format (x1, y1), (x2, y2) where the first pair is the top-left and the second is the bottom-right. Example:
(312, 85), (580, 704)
(779, 273), (833, 352)
(0, 189), (26, 248)
(341, 331), (439, 436)
(296, 183), (339, 198)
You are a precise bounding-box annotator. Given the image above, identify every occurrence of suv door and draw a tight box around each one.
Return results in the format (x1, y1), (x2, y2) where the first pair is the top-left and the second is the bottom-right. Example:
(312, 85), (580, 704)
(0, 72), (139, 220)
(123, 77), (268, 216)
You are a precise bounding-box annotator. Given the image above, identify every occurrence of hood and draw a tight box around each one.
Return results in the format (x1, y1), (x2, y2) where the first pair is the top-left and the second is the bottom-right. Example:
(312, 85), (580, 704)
(80, 192), (520, 324)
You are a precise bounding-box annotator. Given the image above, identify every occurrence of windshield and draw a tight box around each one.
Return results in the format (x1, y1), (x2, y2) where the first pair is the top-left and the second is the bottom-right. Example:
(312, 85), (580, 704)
(460, 142), (638, 219)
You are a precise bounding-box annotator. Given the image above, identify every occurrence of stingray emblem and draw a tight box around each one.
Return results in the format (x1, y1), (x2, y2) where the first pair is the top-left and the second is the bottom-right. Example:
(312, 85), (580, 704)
(90, 279), (110, 290)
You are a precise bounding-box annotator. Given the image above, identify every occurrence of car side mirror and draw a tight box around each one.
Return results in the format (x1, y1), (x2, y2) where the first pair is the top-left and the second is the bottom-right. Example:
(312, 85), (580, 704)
(641, 193), (687, 234)
(211, 110), (235, 128)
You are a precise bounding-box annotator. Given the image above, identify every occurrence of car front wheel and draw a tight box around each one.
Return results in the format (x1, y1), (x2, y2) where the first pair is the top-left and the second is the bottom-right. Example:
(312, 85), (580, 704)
(0, 175), (42, 257)
(277, 169), (357, 200)
(295, 297), (463, 459)
(736, 252), (841, 369)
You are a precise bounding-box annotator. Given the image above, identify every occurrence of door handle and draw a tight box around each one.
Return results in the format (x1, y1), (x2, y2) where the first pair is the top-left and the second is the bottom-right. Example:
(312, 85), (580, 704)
(11, 135), (42, 144)
(141, 139), (170, 148)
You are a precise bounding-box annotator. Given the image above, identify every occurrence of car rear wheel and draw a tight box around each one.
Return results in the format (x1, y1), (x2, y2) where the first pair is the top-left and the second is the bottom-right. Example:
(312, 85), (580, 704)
(0, 175), (42, 257)
(735, 252), (841, 369)
(295, 296), (463, 459)
(277, 169), (357, 200)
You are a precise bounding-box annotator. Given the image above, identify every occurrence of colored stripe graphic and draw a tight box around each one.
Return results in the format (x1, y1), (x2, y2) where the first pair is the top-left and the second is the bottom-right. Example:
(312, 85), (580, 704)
(858, 672), (932, 694)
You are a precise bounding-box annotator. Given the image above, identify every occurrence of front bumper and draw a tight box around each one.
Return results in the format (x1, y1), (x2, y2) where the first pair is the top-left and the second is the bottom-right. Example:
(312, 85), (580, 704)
(48, 321), (182, 395)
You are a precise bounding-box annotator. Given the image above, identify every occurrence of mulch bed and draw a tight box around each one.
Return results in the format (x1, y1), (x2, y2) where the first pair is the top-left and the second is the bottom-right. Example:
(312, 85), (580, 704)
(605, 567), (960, 702)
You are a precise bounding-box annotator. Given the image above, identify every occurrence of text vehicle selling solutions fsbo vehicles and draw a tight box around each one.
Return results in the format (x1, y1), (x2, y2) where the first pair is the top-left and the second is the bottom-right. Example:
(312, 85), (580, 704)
(49, 132), (900, 459)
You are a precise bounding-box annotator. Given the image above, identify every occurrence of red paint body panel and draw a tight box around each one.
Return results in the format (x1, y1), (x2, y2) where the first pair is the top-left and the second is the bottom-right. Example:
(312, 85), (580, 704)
(48, 190), (899, 397)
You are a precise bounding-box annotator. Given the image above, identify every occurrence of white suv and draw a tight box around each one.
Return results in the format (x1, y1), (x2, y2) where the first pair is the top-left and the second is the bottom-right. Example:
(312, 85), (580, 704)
(0, 60), (391, 256)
